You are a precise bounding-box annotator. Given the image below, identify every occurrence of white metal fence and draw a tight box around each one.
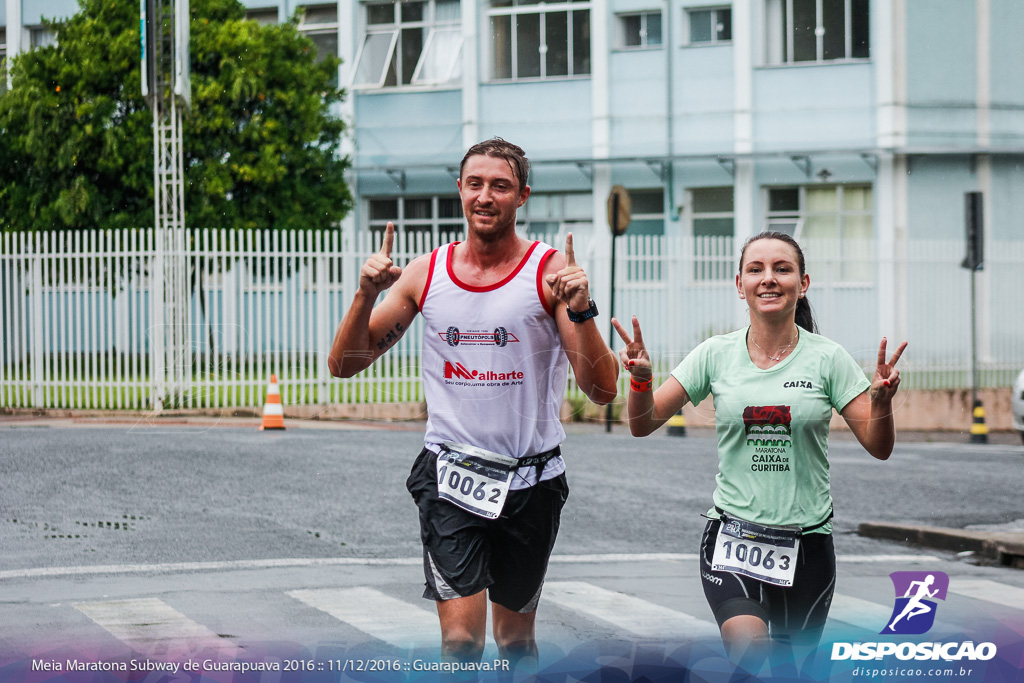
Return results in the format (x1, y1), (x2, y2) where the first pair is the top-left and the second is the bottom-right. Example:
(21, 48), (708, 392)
(1, 229), (1021, 410)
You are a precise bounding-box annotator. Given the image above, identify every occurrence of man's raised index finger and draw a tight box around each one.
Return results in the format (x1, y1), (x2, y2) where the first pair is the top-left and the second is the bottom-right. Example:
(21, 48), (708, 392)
(565, 232), (576, 266)
(379, 222), (395, 258)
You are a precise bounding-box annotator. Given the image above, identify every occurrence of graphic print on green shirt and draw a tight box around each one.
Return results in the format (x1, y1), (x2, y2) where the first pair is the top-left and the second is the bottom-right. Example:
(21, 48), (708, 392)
(744, 405), (794, 472)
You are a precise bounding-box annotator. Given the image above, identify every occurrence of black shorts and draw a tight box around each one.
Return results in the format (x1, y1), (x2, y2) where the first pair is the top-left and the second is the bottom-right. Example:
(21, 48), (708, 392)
(699, 518), (836, 645)
(406, 447), (569, 613)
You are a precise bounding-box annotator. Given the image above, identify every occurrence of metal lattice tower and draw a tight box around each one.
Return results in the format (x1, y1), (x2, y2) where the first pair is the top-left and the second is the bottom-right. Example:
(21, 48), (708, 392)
(143, 0), (190, 410)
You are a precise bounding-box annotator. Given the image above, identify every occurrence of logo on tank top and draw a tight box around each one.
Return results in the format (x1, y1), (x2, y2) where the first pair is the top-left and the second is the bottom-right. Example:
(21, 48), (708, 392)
(744, 405), (792, 472)
(441, 326), (521, 347)
(443, 360), (525, 386)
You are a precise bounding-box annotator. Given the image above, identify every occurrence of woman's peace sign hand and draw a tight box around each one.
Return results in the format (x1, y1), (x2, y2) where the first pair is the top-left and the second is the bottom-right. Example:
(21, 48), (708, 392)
(870, 337), (908, 404)
(611, 315), (653, 380)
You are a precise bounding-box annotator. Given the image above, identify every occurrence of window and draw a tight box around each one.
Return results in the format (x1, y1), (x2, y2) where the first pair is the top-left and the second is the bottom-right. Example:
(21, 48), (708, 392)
(622, 190), (665, 282)
(766, 0), (869, 64)
(353, 0), (462, 89)
(0, 28), (6, 95)
(30, 26), (57, 49)
(246, 8), (280, 24)
(490, 0), (591, 81)
(298, 5), (339, 85)
(692, 187), (734, 238)
(626, 190), (665, 235)
(765, 185), (873, 281)
(516, 193), (592, 241)
(617, 11), (662, 50)
(688, 7), (731, 45)
(691, 187), (734, 280)
(367, 196), (464, 250)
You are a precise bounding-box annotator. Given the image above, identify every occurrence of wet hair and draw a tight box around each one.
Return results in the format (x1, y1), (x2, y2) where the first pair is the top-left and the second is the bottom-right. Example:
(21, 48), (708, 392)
(738, 231), (818, 334)
(459, 137), (530, 193)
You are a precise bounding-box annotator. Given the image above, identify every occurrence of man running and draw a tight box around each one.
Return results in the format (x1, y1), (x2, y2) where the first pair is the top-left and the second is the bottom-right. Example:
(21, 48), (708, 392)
(329, 138), (619, 667)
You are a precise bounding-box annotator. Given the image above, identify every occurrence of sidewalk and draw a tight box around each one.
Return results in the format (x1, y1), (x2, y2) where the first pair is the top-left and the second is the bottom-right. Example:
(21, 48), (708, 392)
(2, 407), (1023, 444)
(859, 520), (1024, 569)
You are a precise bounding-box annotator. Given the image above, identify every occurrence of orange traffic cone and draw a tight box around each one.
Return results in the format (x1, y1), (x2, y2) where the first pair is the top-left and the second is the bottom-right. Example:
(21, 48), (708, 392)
(260, 374), (285, 430)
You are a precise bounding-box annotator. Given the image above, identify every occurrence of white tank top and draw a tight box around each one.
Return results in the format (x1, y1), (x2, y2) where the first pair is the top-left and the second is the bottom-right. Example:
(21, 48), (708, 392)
(420, 241), (568, 488)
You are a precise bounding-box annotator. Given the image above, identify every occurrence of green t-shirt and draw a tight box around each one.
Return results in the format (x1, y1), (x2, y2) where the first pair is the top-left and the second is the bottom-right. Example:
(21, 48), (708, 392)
(671, 326), (870, 533)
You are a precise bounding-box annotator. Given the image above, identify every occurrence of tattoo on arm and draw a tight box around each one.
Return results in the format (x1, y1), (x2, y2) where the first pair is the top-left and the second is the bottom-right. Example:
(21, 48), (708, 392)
(375, 321), (406, 352)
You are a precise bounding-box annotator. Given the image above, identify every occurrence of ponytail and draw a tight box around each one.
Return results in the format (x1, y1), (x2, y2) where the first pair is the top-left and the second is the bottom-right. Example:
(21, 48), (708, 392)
(795, 296), (817, 334)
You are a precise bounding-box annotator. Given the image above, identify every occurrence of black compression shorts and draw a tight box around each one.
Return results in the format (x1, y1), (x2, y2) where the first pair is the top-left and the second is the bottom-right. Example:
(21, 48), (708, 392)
(699, 518), (836, 645)
(406, 447), (569, 613)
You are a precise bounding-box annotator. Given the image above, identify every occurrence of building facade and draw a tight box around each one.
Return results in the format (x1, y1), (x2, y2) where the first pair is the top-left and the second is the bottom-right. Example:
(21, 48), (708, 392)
(3, 0), (1023, 386)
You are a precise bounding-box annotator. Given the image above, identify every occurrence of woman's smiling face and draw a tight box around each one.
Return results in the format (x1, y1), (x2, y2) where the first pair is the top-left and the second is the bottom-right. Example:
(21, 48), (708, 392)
(736, 238), (810, 320)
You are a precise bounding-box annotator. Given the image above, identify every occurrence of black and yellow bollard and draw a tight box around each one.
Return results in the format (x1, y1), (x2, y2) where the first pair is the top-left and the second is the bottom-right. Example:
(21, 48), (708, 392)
(667, 409), (687, 437)
(969, 400), (988, 444)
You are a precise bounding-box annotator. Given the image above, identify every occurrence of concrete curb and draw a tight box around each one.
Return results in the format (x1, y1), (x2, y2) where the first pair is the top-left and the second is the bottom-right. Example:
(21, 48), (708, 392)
(859, 522), (1024, 569)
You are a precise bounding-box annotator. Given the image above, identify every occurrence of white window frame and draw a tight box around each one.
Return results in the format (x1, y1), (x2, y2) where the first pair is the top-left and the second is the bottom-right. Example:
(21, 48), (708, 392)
(352, 0), (463, 90)
(765, 0), (870, 65)
(615, 11), (663, 51)
(298, 4), (339, 58)
(297, 4), (340, 88)
(411, 25), (463, 85)
(488, 0), (592, 82)
(763, 184), (875, 283)
(685, 7), (732, 46)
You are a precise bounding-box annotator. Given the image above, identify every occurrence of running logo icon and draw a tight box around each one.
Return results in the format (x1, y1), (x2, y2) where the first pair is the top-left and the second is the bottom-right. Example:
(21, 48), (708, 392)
(881, 571), (949, 635)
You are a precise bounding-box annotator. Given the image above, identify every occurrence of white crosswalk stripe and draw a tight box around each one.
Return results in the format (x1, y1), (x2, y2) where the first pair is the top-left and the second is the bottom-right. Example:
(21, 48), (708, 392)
(73, 597), (241, 660)
(948, 578), (1024, 607)
(829, 594), (896, 632)
(542, 581), (719, 640)
(54, 575), (1024, 657)
(287, 587), (442, 649)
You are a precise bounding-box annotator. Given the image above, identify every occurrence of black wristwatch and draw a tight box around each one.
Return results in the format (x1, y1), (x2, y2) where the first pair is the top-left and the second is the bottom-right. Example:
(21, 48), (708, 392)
(566, 299), (599, 323)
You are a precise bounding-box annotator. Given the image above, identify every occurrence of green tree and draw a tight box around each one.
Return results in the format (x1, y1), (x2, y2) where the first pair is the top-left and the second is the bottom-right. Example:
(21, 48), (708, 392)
(0, 0), (352, 232)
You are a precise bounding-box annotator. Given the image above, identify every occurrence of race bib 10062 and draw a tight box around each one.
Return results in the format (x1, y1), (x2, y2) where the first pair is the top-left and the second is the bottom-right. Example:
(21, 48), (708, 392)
(712, 516), (801, 587)
(436, 443), (519, 519)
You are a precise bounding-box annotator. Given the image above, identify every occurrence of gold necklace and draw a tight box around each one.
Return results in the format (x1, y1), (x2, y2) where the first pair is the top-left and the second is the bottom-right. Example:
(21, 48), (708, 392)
(750, 329), (798, 362)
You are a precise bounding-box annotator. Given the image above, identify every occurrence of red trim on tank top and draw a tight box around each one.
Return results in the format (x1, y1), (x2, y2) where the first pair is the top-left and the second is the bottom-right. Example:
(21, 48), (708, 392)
(537, 248), (558, 317)
(418, 247), (441, 311)
(446, 241), (541, 292)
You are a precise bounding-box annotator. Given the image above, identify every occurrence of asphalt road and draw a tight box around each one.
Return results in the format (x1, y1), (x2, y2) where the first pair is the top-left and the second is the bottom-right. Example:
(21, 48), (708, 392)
(2, 421), (1022, 571)
(2, 421), (1023, 682)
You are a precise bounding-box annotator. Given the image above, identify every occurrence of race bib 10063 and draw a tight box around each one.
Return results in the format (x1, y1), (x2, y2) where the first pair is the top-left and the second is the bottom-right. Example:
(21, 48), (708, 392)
(712, 516), (801, 587)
